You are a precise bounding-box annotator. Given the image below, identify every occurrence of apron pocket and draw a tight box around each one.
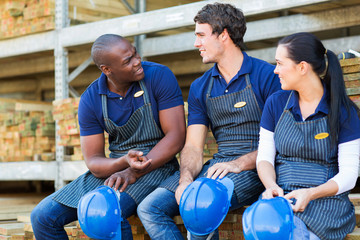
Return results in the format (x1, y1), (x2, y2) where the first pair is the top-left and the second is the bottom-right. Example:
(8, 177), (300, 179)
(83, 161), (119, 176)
(276, 160), (328, 189)
(215, 140), (252, 158)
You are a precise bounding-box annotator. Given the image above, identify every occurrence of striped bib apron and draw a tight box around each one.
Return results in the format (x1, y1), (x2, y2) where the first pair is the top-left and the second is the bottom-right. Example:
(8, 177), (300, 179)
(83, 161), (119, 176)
(53, 80), (179, 207)
(161, 74), (264, 206)
(274, 91), (355, 239)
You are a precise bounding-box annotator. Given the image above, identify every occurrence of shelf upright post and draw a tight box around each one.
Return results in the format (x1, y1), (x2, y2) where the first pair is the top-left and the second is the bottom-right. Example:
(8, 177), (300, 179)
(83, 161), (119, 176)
(134, 0), (146, 58)
(54, 0), (70, 191)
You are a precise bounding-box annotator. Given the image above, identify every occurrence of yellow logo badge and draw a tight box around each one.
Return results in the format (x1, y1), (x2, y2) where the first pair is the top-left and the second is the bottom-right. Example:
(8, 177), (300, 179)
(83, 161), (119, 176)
(314, 132), (329, 140)
(134, 90), (144, 98)
(234, 101), (246, 108)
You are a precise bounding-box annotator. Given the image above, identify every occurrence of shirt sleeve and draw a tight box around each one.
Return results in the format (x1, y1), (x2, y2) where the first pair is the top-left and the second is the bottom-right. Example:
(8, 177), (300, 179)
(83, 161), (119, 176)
(187, 83), (209, 127)
(78, 93), (104, 136)
(152, 65), (184, 111)
(260, 94), (277, 132)
(330, 138), (360, 195)
(256, 127), (276, 167)
(338, 106), (360, 143)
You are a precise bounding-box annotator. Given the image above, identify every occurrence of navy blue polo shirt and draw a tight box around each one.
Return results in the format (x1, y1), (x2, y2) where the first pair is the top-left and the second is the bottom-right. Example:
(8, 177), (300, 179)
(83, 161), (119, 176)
(261, 89), (360, 144)
(188, 52), (281, 127)
(78, 61), (184, 136)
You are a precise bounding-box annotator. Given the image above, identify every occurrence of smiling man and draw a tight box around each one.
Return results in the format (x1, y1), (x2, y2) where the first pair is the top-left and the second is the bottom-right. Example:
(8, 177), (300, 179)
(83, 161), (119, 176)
(137, 3), (281, 240)
(31, 34), (186, 240)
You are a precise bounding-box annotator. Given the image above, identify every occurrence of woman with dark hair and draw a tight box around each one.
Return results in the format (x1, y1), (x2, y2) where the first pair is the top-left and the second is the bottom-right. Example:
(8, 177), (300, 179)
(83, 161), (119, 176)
(256, 32), (360, 239)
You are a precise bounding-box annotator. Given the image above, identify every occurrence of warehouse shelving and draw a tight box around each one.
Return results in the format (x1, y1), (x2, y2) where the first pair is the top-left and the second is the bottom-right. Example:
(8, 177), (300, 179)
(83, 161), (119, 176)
(1, 0), (360, 190)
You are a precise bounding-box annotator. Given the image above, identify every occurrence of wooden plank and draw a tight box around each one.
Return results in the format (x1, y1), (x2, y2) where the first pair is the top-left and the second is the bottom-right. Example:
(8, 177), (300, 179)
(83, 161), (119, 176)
(131, 225), (146, 235)
(68, 6), (122, 22)
(349, 95), (360, 104)
(340, 58), (360, 67)
(133, 234), (150, 240)
(15, 102), (52, 112)
(23, 232), (33, 239)
(16, 215), (30, 224)
(173, 215), (183, 225)
(10, 233), (24, 240)
(218, 222), (243, 231)
(0, 205), (37, 214)
(0, 212), (34, 221)
(218, 230), (245, 240)
(345, 80), (360, 88)
(342, 65), (360, 74)
(344, 73), (360, 81)
(64, 226), (77, 236)
(350, 194), (360, 207)
(356, 206), (360, 227)
(346, 228), (360, 240)
(23, 224), (32, 233)
(0, 235), (11, 240)
(69, 0), (130, 16)
(346, 88), (360, 96)
(0, 223), (25, 235)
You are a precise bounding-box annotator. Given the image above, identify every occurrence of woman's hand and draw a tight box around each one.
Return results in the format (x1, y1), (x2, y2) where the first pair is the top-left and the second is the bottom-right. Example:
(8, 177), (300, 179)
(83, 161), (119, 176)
(285, 188), (313, 212)
(262, 185), (284, 199)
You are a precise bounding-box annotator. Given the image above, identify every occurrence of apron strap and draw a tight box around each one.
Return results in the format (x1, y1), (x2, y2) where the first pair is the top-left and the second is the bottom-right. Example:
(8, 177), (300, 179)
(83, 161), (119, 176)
(205, 76), (215, 100)
(244, 73), (251, 86)
(284, 91), (294, 110)
(101, 94), (114, 133)
(101, 79), (149, 133)
(138, 79), (150, 105)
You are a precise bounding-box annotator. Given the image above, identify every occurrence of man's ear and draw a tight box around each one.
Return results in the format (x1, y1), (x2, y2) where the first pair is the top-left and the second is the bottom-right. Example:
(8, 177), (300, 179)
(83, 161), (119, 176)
(220, 28), (229, 41)
(100, 65), (111, 74)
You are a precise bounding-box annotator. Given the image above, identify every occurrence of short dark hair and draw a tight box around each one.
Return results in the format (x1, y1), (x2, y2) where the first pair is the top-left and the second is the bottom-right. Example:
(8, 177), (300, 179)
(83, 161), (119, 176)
(194, 3), (246, 50)
(91, 34), (124, 67)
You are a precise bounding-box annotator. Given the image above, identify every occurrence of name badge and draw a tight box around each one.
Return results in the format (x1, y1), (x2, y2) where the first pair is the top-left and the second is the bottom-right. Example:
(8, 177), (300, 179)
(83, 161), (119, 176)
(234, 101), (246, 108)
(314, 132), (329, 140)
(134, 90), (144, 98)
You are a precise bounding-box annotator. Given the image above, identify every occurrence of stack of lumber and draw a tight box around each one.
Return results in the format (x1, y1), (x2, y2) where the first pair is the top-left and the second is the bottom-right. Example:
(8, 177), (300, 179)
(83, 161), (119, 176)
(0, 0), (55, 40)
(52, 98), (82, 161)
(184, 102), (218, 163)
(0, 0), (132, 39)
(0, 193), (45, 221)
(340, 57), (360, 108)
(68, 0), (130, 23)
(0, 99), (55, 162)
(0, 192), (45, 240)
(52, 97), (110, 161)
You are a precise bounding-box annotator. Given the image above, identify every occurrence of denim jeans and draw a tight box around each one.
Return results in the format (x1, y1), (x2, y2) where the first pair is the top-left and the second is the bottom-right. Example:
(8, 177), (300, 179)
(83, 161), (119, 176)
(137, 187), (241, 240)
(31, 191), (137, 240)
(293, 215), (321, 240)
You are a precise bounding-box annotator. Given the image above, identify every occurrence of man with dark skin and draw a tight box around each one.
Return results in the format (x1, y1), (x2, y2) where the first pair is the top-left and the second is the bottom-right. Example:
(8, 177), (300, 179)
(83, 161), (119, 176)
(31, 34), (186, 240)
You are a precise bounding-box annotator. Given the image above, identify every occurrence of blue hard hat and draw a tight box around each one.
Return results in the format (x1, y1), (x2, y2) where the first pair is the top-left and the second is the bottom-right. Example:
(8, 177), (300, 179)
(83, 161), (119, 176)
(242, 197), (294, 240)
(77, 185), (122, 240)
(179, 177), (234, 235)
